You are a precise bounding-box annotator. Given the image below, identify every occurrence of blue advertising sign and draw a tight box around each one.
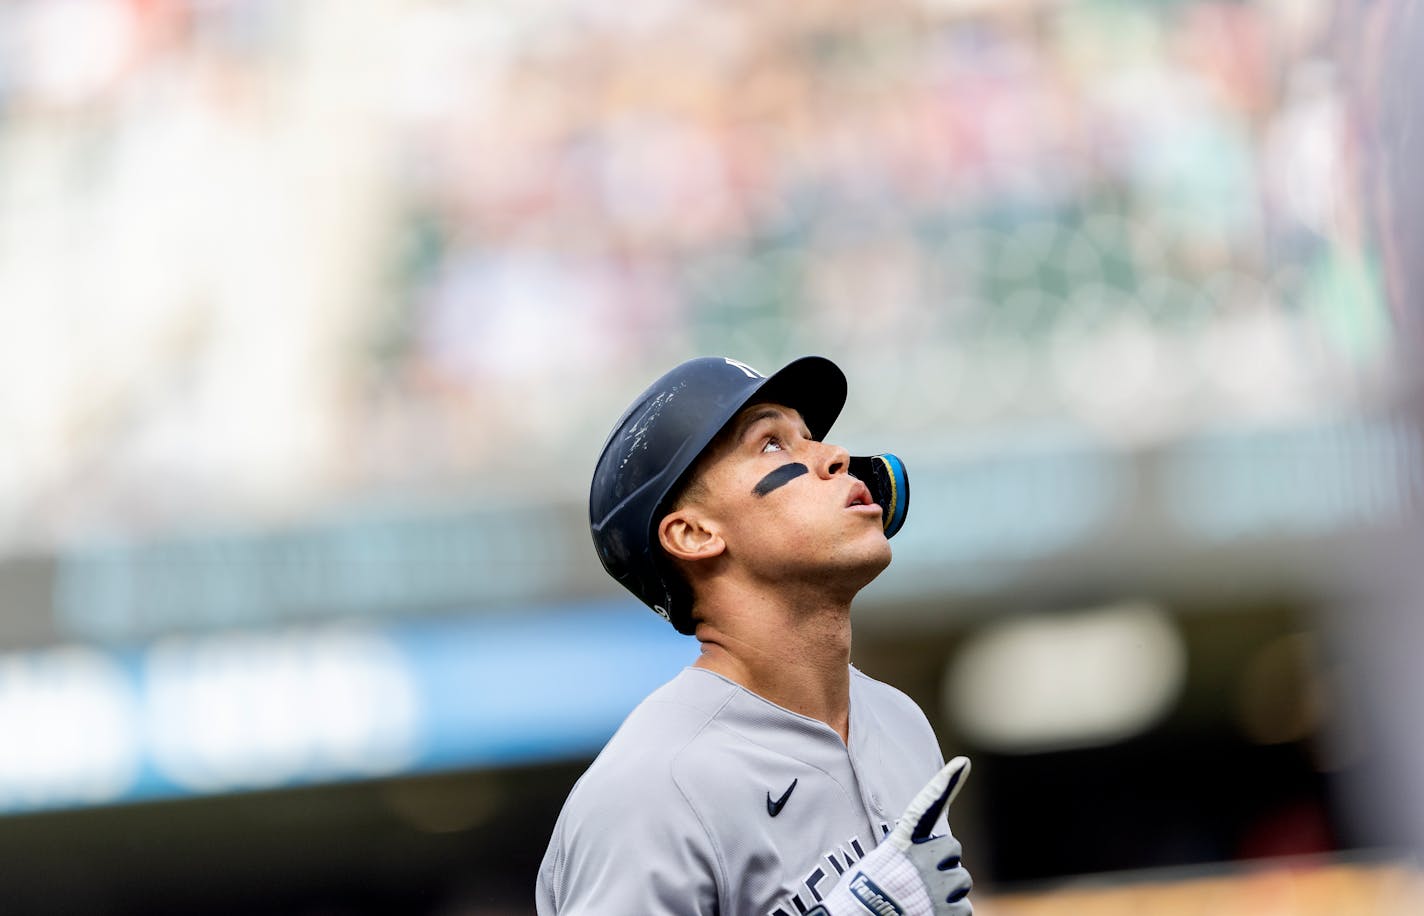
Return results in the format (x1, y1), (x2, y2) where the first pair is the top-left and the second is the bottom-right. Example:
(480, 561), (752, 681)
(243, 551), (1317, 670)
(0, 602), (693, 815)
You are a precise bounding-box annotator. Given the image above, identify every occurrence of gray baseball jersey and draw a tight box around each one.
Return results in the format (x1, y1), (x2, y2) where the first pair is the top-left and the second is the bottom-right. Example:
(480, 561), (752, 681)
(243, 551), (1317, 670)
(536, 666), (947, 916)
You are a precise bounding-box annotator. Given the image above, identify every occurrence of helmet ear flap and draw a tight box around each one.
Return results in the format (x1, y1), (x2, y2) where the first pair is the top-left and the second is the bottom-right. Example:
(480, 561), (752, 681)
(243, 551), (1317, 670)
(655, 568), (697, 635)
(848, 454), (910, 539)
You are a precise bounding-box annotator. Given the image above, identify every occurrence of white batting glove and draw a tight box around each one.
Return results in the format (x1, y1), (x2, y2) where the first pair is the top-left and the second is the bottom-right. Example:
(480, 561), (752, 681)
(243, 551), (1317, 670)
(809, 757), (973, 916)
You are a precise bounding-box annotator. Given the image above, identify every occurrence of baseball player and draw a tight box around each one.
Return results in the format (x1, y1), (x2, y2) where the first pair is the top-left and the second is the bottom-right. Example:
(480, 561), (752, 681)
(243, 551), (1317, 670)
(536, 356), (973, 916)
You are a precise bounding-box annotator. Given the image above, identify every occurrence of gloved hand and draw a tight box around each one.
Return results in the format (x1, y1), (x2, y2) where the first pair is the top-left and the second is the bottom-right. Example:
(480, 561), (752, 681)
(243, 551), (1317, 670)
(808, 757), (973, 916)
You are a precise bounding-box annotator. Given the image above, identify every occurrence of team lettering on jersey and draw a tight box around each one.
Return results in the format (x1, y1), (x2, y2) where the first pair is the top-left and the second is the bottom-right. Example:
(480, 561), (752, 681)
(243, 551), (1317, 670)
(767, 824), (891, 916)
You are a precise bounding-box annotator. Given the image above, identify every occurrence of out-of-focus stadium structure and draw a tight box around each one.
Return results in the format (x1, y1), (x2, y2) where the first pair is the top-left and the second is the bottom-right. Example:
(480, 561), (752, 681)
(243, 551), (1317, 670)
(0, 0), (1421, 913)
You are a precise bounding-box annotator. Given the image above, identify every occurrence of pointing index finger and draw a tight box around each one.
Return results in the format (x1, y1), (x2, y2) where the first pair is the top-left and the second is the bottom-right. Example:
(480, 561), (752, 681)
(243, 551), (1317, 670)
(888, 756), (971, 851)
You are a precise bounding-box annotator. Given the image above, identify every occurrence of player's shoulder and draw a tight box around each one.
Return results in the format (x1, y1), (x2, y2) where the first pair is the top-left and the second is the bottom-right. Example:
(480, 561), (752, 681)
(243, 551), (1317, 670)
(558, 667), (739, 814)
(850, 665), (927, 718)
(608, 664), (742, 756)
(849, 665), (942, 752)
(540, 669), (735, 912)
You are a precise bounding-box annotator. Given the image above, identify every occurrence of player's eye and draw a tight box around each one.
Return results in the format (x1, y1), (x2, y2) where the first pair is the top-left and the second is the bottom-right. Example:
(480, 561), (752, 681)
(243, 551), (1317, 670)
(761, 436), (784, 453)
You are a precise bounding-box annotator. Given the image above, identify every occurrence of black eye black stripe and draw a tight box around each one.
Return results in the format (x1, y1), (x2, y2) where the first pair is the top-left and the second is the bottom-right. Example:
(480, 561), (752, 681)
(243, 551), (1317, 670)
(753, 463), (809, 497)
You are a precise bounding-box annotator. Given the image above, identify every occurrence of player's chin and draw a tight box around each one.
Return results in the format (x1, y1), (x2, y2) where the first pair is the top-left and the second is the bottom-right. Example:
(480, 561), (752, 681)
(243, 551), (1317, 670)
(868, 538), (893, 573)
(847, 512), (892, 553)
(842, 553), (892, 597)
(810, 539), (890, 600)
(844, 529), (893, 578)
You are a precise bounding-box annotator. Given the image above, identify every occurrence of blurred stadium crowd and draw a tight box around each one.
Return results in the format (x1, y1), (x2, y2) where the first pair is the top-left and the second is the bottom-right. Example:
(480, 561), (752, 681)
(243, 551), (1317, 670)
(0, 0), (1421, 914)
(0, 0), (1395, 544)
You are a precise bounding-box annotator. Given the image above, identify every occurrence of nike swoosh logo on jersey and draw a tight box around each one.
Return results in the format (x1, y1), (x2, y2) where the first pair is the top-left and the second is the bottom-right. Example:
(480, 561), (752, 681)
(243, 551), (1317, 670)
(766, 778), (798, 817)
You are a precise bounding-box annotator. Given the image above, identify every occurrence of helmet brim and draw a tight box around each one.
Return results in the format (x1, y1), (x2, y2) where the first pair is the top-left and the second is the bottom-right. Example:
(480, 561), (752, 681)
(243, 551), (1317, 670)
(750, 355), (848, 444)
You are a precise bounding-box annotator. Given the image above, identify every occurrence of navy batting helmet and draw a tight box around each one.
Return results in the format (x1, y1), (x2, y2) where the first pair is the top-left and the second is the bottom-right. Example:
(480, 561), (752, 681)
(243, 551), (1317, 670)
(589, 355), (909, 633)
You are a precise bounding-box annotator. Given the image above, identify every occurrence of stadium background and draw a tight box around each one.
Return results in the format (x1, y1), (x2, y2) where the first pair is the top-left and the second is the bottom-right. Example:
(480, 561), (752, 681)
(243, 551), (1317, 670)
(1, 0), (1422, 912)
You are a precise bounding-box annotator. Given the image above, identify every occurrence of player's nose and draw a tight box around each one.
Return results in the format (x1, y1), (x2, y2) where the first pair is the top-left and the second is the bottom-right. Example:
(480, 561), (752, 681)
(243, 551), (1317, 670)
(813, 441), (851, 479)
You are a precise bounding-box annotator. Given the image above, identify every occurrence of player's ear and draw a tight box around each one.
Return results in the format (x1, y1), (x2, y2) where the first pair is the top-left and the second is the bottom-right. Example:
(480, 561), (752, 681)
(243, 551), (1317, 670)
(658, 507), (725, 563)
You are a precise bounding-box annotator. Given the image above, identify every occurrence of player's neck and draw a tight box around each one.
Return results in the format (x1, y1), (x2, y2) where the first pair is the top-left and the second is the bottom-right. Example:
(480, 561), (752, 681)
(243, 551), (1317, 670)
(691, 593), (854, 743)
